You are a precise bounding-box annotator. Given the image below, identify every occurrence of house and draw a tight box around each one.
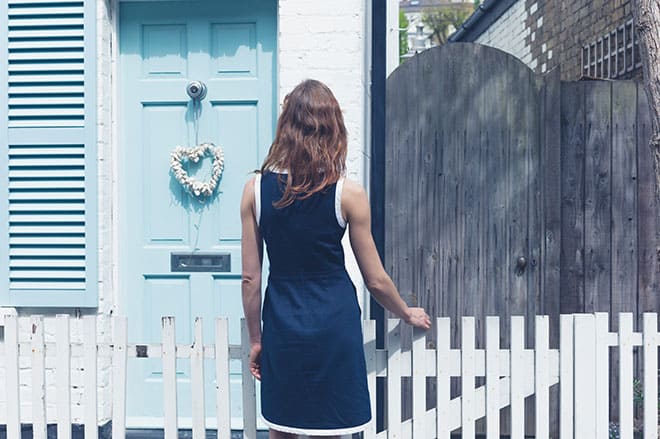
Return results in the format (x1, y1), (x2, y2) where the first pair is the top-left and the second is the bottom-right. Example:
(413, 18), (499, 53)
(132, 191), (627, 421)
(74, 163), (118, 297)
(449, 0), (643, 80)
(0, 0), (399, 432)
(400, 0), (474, 57)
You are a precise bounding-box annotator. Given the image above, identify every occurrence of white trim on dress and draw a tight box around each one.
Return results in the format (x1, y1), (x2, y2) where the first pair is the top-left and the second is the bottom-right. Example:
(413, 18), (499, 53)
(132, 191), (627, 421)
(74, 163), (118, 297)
(254, 174), (261, 226)
(263, 416), (371, 436)
(335, 177), (346, 228)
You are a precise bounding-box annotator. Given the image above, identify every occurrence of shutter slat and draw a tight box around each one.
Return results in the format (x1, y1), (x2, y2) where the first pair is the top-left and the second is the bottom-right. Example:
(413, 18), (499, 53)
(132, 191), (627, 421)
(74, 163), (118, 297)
(9, 157), (85, 165)
(10, 247), (86, 257)
(10, 51), (83, 61)
(9, 169), (84, 178)
(10, 108), (84, 117)
(8, 0), (83, 5)
(8, 72), (84, 82)
(9, 40), (84, 50)
(9, 85), (84, 94)
(8, 213), (86, 223)
(10, 259), (86, 268)
(9, 226), (84, 235)
(8, 17), (83, 26)
(10, 269), (85, 278)
(9, 119), (84, 128)
(8, 7), (84, 16)
(9, 281), (85, 290)
(9, 97), (84, 106)
(10, 203), (84, 213)
(9, 63), (85, 73)
(10, 192), (84, 201)
(9, 180), (84, 189)
(9, 29), (83, 39)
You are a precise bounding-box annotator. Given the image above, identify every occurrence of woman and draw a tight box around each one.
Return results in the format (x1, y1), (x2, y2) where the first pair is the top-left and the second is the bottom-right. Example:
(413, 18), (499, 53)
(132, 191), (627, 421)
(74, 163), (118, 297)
(240, 79), (431, 439)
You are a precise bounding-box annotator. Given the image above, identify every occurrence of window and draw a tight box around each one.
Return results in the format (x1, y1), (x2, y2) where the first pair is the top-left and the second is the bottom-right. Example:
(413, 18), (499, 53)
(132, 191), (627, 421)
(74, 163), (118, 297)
(582, 19), (642, 79)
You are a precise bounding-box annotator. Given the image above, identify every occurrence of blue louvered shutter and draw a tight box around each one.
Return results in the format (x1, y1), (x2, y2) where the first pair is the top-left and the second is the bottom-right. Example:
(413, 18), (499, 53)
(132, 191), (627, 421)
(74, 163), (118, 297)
(1, 0), (97, 307)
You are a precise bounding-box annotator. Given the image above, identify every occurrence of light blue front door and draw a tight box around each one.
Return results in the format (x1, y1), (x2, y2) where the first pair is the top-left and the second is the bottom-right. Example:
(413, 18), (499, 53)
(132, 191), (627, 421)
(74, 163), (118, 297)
(119, 0), (276, 428)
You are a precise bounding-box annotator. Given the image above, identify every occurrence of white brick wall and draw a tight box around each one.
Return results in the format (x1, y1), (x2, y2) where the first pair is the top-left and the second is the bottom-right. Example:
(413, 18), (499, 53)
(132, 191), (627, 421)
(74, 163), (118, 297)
(1, 0), (370, 427)
(475, 0), (532, 67)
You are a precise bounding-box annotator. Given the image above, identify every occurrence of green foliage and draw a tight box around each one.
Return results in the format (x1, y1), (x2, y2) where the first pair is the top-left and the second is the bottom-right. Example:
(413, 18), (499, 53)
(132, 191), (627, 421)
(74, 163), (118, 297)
(399, 10), (409, 63)
(422, 4), (474, 46)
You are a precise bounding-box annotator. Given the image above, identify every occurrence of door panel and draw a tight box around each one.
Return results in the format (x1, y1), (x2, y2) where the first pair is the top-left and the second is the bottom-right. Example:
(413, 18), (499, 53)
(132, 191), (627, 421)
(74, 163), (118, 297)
(119, 0), (275, 427)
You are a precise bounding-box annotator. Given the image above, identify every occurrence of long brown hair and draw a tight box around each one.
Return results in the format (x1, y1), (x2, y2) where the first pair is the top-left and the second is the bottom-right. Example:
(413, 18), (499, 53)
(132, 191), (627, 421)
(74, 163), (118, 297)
(261, 79), (347, 208)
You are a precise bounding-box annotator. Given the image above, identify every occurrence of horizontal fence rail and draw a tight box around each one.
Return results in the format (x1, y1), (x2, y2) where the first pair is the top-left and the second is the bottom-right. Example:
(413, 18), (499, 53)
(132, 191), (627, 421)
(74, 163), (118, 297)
(1, 313), (658, 438)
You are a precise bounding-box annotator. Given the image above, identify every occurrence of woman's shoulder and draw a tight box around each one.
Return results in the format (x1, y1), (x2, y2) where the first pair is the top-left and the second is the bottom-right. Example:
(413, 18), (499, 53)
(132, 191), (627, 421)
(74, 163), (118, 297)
(341, 178), (366, 199)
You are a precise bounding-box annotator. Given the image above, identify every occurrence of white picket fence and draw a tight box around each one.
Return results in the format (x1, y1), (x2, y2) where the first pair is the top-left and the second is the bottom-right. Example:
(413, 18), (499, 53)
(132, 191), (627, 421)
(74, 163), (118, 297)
(1, 312), (658, 438)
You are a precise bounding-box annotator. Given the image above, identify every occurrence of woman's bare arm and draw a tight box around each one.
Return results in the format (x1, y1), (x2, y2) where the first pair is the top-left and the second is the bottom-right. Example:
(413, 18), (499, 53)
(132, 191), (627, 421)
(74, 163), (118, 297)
(240, 177), (264, 346)
(342, 179), (431, 329)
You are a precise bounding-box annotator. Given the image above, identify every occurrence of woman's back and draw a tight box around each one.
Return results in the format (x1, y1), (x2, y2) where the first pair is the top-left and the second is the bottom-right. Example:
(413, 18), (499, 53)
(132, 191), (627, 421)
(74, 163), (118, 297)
(257, 171), (346, 276)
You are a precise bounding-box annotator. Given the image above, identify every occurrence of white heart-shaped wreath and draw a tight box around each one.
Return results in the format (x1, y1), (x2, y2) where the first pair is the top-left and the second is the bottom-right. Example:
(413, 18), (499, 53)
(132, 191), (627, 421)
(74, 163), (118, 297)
(170, 142), (225, 198)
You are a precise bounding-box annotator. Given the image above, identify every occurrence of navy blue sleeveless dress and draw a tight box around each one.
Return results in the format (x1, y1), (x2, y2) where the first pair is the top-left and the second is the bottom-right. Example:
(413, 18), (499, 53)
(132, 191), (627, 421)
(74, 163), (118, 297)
(256, 171), (372, 436)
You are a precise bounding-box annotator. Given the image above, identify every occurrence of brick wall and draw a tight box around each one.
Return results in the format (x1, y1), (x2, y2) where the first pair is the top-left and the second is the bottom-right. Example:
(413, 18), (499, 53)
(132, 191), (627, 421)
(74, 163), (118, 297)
(473, 0), (639, 81)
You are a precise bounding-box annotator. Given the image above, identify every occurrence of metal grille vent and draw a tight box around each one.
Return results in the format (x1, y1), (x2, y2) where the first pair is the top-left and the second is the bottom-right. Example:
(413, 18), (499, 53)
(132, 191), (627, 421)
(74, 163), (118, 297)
(582, 19), (643, 80)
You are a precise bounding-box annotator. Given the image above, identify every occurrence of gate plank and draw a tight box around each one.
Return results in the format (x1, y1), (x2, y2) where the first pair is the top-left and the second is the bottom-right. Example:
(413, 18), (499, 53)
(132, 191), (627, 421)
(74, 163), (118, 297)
(583, 81), (612, 313)
(560, 81), (586, 314)
(215, 318), (231, 439)
(6, 315), (21, 439)
(485, 316), (500, 438)
(112, 317), (128, 439)
(83, 316), (98, 439)
(387, 319), (402, 439)
(619, 313), (634, 439)
(191, 317), (206, 439)
(642, 313), (658, 439)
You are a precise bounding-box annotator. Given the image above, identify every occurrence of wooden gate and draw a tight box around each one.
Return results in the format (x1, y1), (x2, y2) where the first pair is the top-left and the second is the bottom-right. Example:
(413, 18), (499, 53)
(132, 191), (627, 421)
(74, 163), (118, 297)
(385, 42), (657, 433)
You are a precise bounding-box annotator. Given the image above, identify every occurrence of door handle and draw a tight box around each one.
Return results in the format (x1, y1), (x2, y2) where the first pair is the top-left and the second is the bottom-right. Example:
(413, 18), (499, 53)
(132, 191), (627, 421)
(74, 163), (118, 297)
(515, 256), (527, 275)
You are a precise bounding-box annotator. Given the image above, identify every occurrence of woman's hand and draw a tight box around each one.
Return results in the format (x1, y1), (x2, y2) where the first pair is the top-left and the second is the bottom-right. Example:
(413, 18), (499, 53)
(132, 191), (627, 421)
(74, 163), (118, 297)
(405, 307), (432, 330)
(249, 343), (262, 380)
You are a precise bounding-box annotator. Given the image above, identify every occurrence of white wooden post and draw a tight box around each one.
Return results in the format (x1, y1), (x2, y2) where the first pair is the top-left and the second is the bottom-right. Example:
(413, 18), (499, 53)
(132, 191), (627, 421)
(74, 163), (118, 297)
(461, 316), (476, 438)
(56, 315), (72, 439)
(559, 314), (574, 438)
(534, 315), (549, 439)
(191, 317), (206, 438)
(642, 313), (658, 439)
(215, 318), (231, 439)
(386, 318), (401, 439)
(31, 315), (47, 439)
(363, 319), (377, 439)
(619, 313), (634, 439)
(112, 316), (128, 439)
(510, 316), (525, 439)
(594, 312), (610, 438)
(485, 316), (500, 439)
(6, 315), (21, 439)
(83, 315), (98, 439)
(241, 318), (257, 439)
(162, 316), (178, 439)
(436, 317), (451, 439)
(574, 313), (596, 439)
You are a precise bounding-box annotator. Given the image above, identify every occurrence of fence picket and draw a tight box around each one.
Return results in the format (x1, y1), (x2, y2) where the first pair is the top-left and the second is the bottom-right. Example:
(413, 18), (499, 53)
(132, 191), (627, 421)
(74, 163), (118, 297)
(112, 316), (128, 439)
(241, 318), (257, 439)
(386, 318), (402, 439)
(619, 313), (634, 439)
(83, 315), (98, 439)
(436, 317), (451, 439)
(594, 313), (609, 438)
(215, 318), (231, 439)
(559, 314), (574, 438)
(412, 325), (426, 437)
(574, 313), (596, 439)
(643, 313), (658, 439)
(510, 316), (525, 439)
(31, 316), (47, 439)
(6, 315), (21, 439)
(363, 319), (377, 439)
(162, 316), (178, 439)
(56, 315), (72, 439)
(486, 316), (500, 438)
(191, 317), (206, 438)
(461, 316), (476, 437)
(535, 316), (549, 439)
